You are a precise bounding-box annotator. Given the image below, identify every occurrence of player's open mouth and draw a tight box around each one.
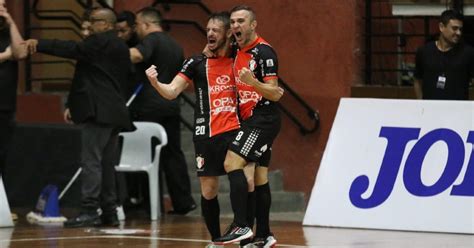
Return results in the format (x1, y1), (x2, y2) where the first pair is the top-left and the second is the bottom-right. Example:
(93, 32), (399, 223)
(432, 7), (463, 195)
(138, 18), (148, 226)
(208, 38), (216, 44)
(235, 31), (242, 39)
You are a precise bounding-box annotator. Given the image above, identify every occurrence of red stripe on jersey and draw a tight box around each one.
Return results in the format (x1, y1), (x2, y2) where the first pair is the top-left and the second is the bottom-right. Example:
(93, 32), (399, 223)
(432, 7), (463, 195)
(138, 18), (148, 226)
(177, 72), (192, 82)
(263, 76), (278, 81)
(206, 57), (240, 137)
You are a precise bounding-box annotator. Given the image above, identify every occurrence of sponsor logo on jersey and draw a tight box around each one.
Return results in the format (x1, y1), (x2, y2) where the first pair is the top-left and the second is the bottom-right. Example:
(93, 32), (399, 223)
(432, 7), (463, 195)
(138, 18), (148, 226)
(238, 90), (261, 104)
(212, 97), (236, 107)
(211, 106), (237, 115)
(266, 59), (274, 67)
(181, 58), (194, 72)
(198, 88), (204, 114)
(211, 97), (237, 115)
(210, 84), (235, 94)
(216, 75), (231, 85)
(196, 118), (205, 124)
(265, 72), (277, 77)
(254, 144), (268, 157)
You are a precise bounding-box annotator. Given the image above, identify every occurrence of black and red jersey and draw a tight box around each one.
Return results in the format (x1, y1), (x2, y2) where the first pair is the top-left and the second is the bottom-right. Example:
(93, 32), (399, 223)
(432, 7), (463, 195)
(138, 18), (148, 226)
(178, 55), (240, 140)
(233, 36), (279, 120)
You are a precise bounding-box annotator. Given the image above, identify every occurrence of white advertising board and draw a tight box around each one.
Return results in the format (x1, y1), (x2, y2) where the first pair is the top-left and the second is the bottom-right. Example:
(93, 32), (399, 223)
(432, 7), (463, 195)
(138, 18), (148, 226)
(0, 177), (13, 227)
(303, 98), (474, 233)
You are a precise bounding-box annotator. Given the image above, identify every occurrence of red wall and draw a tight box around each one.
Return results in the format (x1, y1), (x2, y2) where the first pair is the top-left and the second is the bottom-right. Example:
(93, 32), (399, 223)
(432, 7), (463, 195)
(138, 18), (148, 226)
(116, 0), (362, 199)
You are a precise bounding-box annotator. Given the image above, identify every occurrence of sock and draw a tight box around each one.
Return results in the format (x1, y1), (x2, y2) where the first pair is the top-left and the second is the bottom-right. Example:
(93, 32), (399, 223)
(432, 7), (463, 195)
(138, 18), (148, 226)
(246, 191), (256, 230)
(255, 183), (271, 237)
(228, 169), (248, 227)
(201, 195), (221, 240)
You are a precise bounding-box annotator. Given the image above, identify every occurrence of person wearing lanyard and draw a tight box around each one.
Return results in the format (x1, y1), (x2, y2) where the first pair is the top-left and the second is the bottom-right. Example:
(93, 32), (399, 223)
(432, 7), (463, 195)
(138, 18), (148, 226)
(414, 9), (474, 100)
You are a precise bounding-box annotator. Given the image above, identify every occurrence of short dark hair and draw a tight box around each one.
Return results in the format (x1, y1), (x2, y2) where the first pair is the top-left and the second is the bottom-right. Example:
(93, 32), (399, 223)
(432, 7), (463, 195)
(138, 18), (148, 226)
(208, 11), (230, 30)
(137, 7), (162, 25)
(230, 5), (256, 21)
(117, 11), (136, 27)
(82, 8), (95, 21)
(440, 9), (463, 25)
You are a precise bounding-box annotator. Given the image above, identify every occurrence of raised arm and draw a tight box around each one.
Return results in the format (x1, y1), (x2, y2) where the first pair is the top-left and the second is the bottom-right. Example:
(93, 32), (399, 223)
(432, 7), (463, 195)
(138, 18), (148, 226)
(239, 67), (284, 102)
(0, 7), (27, 59)
(145, 65), (189, 100)
(0, 46), (11, 62)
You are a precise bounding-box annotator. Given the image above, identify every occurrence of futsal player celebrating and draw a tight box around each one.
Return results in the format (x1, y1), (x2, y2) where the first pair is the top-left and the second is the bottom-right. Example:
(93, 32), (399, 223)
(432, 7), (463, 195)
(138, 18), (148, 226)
(146, 11), (254, 246)
(213, 5), (283, 248)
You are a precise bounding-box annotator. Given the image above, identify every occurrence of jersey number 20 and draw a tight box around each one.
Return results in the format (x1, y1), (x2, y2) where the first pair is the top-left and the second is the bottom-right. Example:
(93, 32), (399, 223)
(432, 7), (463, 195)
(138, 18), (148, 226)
(195, 125), (205, 136)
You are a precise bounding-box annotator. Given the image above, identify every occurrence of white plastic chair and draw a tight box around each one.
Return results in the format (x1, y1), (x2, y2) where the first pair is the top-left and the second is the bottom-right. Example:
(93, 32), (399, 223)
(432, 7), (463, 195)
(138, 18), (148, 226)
(115, 122), (168, 220)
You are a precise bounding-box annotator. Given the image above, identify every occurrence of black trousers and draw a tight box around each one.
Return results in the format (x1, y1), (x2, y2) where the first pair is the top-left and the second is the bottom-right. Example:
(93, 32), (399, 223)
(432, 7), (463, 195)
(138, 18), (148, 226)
(134, 112), (195, 210)
(0, 111), (14, 176)
(79, 122), (119, 214)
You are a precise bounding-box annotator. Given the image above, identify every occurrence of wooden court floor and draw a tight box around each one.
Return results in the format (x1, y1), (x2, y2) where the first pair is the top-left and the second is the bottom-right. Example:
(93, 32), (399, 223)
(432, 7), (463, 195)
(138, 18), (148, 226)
(1, 211), (474, 247)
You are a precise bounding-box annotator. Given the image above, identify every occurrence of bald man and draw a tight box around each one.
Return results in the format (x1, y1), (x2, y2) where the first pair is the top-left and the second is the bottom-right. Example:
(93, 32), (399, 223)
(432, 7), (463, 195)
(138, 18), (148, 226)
(23, 8), (133, 228)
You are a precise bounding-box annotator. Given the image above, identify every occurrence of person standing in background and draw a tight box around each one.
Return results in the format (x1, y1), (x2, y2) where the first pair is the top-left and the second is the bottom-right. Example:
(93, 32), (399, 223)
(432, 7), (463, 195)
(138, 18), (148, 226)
(414, 9), (474, 100)
(23, 8), (133, 228)
(116, 11), (139, 48)
(0, 0), (27, 178)
(129, 7), (196, 215)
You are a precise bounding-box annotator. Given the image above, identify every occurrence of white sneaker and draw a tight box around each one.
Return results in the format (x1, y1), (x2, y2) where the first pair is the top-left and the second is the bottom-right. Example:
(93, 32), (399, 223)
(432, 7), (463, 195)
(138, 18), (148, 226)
(116, 205), (126, 221)
(253, 233), (277, 248)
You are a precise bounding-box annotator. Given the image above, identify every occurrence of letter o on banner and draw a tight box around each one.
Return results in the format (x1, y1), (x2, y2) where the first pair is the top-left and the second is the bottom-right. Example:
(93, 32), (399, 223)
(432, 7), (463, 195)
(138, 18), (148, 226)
(403, 128), (465, 196)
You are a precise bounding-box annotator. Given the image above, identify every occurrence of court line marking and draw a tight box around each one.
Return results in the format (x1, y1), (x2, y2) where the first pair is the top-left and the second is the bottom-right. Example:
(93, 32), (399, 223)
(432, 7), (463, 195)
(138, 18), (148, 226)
(0, 235), (310, 247)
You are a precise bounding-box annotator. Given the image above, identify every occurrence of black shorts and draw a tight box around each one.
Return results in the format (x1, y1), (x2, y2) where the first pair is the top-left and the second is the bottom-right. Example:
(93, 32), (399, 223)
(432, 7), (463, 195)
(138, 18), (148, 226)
(194, 130), (238, 177)
(228, 114), (280, 167)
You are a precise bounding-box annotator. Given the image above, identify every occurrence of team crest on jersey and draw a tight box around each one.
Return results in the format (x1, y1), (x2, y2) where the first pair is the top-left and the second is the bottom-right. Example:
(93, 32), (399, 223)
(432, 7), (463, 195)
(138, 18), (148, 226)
(196, 156), (205, 169)
(249, 59), (257, 71)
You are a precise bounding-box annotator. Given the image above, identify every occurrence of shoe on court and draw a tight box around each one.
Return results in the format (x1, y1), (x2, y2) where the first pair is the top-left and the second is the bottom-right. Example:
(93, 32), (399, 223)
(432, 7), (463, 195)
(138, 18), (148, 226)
(253, 233), (277, 248)
(64, 213), (101, 228)
(213, 222), (253, 245)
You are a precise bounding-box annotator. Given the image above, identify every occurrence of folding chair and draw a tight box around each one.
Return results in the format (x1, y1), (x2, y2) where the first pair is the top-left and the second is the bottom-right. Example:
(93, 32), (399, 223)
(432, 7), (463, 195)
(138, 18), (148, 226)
(115, 122), (167, 220)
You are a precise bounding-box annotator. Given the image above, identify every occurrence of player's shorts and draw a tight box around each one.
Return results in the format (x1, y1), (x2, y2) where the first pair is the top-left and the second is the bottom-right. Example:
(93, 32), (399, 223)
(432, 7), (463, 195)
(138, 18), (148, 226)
(194, 130), (238, 177)
(228, 114), (281, 167)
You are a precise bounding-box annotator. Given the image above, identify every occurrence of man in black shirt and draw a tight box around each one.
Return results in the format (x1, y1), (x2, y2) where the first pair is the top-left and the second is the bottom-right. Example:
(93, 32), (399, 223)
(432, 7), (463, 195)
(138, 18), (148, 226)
(415, 9), (474, 100)
(129, 7), (196, 215)
(24, 8), (133, 228)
